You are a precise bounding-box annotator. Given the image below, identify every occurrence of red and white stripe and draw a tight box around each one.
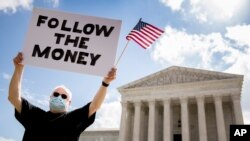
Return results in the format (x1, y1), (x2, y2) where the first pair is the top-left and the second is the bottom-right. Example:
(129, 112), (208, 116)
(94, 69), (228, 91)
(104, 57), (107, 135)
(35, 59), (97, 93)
(126, 24), (164, 49)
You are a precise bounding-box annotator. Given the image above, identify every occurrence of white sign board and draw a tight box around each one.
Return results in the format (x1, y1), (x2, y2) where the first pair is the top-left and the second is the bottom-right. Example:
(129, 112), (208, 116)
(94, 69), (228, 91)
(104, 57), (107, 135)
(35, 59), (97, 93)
(23, 8), (121, 76)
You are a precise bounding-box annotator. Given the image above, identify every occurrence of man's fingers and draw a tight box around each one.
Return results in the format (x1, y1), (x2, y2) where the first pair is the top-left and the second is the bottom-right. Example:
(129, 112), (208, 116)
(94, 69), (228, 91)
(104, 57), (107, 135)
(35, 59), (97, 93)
(15, 56), (22, 64)
(18, 52), (23, 60)
(17, 56), (22, 62)
(104, 68), (117, 83)
(14, 52), (24, 64)
(108, 71), (116, 77)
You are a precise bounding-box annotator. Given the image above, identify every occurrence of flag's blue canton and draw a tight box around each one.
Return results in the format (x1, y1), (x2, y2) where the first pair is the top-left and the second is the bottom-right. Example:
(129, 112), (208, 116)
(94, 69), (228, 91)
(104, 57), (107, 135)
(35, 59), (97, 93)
(133, 21), (147, 31)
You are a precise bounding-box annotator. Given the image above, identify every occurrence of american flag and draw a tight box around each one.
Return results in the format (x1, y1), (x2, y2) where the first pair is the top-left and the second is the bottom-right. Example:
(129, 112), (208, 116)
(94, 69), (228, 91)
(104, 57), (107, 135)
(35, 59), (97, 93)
(126, 19), (164, 49)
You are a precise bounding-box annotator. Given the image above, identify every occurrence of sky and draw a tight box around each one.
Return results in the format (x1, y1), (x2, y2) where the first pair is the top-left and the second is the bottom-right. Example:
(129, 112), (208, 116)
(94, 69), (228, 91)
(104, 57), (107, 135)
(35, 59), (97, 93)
(0, 0), (250, 140)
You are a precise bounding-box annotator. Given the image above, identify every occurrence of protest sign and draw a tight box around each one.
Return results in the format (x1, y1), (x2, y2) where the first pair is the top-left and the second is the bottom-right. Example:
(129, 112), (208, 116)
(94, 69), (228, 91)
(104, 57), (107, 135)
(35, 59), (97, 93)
(23, 8), (121, 76)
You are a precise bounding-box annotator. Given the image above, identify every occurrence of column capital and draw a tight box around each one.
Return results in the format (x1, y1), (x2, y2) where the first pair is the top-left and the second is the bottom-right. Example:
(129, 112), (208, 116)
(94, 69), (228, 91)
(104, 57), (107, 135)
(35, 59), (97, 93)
(148, 99), (156, 105)
(133, 101), (142, 107)
(163, 98), (171, 105)
(196, 95), (205, 102)
(162, 98), (171, 101)
(231, 94), (241, 101)
(213, 95), (222, 101)
(180, 97), (188, 103)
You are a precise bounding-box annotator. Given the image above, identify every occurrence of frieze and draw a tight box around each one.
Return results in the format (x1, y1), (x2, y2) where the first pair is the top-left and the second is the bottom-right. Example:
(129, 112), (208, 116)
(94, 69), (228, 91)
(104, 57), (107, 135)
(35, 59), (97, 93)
(125, 69), (237, 89)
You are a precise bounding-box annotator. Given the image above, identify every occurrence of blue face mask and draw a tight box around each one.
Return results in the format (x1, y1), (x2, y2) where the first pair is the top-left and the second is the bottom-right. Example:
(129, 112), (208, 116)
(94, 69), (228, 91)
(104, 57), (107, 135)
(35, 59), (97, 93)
(49, 96), (67, 112)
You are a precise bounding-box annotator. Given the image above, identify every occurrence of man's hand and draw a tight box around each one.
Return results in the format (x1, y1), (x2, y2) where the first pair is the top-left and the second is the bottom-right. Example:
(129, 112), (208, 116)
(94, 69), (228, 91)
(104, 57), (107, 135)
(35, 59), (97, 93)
(103, 68), (117, 84)
(13, 52), (24, 69)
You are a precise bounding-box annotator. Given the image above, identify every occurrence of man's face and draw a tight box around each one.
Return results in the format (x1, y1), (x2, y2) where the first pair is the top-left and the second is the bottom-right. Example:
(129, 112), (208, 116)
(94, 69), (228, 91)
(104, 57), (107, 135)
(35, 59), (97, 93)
(49, 87), (71, 113)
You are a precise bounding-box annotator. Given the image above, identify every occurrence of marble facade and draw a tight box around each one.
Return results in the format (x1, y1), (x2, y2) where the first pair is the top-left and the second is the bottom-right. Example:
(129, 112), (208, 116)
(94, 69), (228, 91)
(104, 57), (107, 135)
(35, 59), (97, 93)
(80, 66), (244, 141)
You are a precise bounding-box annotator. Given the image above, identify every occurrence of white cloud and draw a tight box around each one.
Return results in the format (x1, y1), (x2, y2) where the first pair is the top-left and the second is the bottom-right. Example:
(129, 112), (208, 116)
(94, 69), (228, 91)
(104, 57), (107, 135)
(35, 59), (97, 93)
(160, 0), (184, 11)
(0, 0), (60, 13)
(23, 78), (35, 84)
(152, 24), (250, 74)
(243, 110), (250, 124)
(45, 0), (59, 8)
(2, 73), (11, 80)
(0, 0), (33, 13)
(22, 87), (50, 110)
(152, 26), (240, 70)
(224, 52), (250, 75)
(195, 12), (207, 23)
(0, 137), (16, 141)
(160, 0), (248, 23)
(90, 89), (121, 129)
(225, 24), (250, 47)
(190, 0), (246, 22)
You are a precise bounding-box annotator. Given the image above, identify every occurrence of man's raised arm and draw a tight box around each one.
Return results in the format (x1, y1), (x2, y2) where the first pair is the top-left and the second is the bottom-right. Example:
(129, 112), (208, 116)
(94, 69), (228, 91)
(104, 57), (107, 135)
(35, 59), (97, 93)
(88, 68), (117, 117)
(8, 52), (24, 113)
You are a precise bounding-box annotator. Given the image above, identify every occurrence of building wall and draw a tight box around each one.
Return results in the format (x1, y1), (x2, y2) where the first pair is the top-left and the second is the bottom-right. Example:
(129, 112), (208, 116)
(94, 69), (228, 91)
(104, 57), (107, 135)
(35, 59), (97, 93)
(80, 66), (244, 141)
(79, 130), (119, 141)
(80, 101), (236, 141)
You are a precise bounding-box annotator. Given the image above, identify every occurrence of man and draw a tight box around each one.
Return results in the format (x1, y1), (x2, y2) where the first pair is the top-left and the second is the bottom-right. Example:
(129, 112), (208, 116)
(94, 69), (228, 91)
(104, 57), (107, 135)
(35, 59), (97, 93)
(8, 52), (117, 141)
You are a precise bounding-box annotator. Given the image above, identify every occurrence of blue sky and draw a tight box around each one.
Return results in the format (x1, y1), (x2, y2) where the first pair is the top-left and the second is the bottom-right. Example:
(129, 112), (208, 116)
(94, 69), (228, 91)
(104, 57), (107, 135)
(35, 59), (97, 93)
(0, 0), (250, 140)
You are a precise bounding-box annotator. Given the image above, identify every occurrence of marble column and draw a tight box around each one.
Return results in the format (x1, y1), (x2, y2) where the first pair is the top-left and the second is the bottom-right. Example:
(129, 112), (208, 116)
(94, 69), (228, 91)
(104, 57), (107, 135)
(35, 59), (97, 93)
(133, 101), (141, 141)
(148, 100), (156, 141)
(119, 101), (128, 141)
(196, 96), (208, 141)
(214, 96), (227, 141)
(163, 99), (172, 141)
(231, 95), (244, 124)
(180, 97), (190, 141)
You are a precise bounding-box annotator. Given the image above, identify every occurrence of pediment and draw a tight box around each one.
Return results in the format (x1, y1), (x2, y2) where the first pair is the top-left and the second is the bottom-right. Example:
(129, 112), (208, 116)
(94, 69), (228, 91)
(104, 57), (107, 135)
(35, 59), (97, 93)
(119, 66), (242, 90)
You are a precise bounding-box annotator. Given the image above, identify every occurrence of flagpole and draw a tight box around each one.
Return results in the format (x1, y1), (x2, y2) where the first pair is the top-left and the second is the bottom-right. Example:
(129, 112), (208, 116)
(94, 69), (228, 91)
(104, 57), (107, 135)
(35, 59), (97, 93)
(115, 40), (130, 67)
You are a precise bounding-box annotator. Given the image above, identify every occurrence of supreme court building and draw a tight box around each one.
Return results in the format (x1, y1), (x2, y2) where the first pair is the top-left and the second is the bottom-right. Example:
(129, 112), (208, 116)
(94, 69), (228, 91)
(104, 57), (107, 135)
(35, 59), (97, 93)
(80, 66), (244, 141)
